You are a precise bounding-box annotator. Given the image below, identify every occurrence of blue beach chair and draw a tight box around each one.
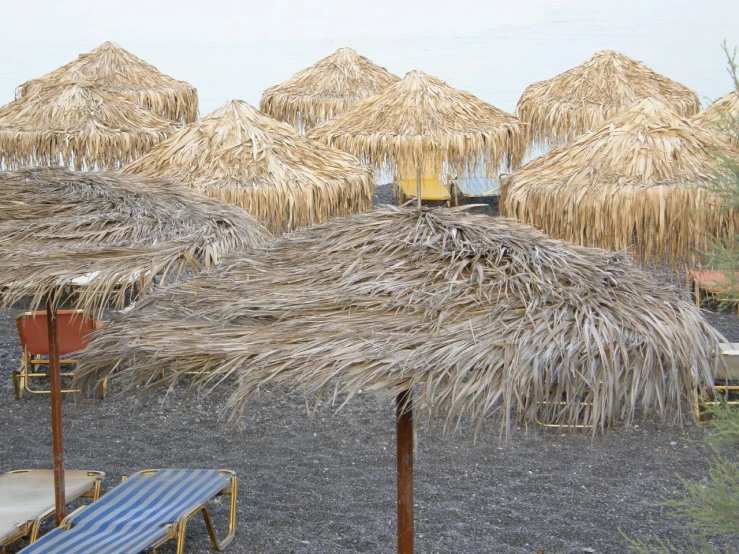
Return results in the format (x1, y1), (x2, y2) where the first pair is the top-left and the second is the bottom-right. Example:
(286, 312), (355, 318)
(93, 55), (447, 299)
(19, 468), (237, 554)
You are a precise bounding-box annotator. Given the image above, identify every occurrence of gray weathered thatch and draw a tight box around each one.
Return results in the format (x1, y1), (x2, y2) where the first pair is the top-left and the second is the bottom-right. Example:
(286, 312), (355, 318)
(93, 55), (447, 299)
(501, 98), (739, 265)
(0, 167), (271, 314)
(693, 90), (739, 148)
(17, 42), (198, 124)
(517, 50), (701, 147)
(310, 70), (527, 180)
(123, 100), (374, 234)
(0, 81), (179, 170)
(260, 47), (400, 132)
(76, 206), (719, 433)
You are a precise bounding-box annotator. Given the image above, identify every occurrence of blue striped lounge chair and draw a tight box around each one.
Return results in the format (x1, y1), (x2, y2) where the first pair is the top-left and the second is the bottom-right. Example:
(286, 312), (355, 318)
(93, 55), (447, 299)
(18, 468), (237, 554)
(0, 470), (104, 553)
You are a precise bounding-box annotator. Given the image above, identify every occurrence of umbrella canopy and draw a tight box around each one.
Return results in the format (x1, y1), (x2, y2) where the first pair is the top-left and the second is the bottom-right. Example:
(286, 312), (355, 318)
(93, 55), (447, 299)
(75, 206), (719, 552)
(0, 166), (270, 524)
(123, 100), (374, 234)
(517, 50), (701, 147)
(501, 98), (739, 265)
(0, 81), (178, 171)
(310, 70), (527, 179)
(693, 90), (739, 148)
(0, 167), (271, 313)
(16, 41), (198, 123)
(260, 47), (400, 132)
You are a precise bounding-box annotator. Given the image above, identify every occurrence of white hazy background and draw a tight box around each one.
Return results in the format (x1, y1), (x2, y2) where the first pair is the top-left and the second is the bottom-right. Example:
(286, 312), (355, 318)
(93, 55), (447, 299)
(0, 0), (737, 117)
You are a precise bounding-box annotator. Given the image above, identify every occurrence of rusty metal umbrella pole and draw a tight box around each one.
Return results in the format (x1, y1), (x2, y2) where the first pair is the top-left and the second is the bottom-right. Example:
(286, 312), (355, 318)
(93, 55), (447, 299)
(396, 389), (414, 554)
(46, 288), (66, 524)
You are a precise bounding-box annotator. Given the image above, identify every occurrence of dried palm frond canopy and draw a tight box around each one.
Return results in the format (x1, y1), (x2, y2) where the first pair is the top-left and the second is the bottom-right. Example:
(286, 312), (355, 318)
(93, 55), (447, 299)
(0, 167), (271, 314)
(17, 41), (198, 123)
(501, 98), (739, 265)
(694, 90), (739, 147)
(123, 100), (374, 234)
(517, 50), (701, 146)
(77, 206), (719, 433)
(310, 70), (527, 181)
(260, 47), (400, 132)
(0, 81), (179, 170)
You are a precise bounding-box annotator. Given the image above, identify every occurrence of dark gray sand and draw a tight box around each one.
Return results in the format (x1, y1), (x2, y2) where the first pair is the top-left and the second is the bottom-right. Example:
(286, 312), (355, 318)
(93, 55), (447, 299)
(2, 186), (737, 553)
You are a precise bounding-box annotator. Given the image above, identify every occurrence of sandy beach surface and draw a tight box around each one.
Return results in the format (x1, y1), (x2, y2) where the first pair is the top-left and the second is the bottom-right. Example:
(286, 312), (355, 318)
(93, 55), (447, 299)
(2, 186), (738, 553)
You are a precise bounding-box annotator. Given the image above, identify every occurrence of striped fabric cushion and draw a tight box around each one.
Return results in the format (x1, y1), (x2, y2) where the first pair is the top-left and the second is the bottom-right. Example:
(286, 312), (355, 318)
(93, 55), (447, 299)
(20, 469), (231, 554)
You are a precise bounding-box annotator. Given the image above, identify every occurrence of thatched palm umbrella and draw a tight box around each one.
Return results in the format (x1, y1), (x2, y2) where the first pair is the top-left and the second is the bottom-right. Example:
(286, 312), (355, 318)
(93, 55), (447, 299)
(74, 206), (719, 553)
(0, 167), (270, 524)
(0, 81), (178, 170)
(260, 47), (400, 132)
(123, 100), (374, 234)
(310, 70), (527, 206)
(517, 50), (701, 147)
(17, 41), (198, 123)
(694, 90), (739, 147)
(501, 98), (739, 265)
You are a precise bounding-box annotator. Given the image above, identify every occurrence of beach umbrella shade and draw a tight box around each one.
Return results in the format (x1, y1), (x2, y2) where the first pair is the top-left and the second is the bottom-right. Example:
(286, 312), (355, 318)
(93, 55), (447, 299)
(693, 90), (739, 148)
(310, 70), (527, 206)
(501, 98), (739, 265)
(16, 41), (198, 124)
(517, 50), (701, 147)
(260, 47), (400, 133)
(74, 206), (720, 553)
(123, 100), (374, 234)
(0, 167), (270, 523)
(0, 81), (179, 170)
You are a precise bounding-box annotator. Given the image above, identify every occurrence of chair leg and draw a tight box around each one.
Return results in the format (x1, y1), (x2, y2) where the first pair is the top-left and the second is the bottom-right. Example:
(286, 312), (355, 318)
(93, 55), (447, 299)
(12, 370), (24, 399)
(175, 476), (238, 553)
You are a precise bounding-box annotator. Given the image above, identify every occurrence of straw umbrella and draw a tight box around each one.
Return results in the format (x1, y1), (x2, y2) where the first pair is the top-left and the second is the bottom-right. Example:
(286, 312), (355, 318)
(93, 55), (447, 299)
(17, 41), (198, 124)
(310, 70), (527, 206)
(123, 100), (374, 234)
(501, 98), (739, 265)
(0, 81), (178, 170)
(517, 50), (701, 147)
(74, 206), (720, 553)
(0, 167), (270, 524)
(694, 90), (739, 148)
(260, 47), (400, 132)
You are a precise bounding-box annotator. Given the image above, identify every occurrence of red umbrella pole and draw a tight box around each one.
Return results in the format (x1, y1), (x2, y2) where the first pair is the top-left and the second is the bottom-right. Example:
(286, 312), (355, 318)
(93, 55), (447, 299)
(46, 289), (66, 525)
(396, 389), (414, 554)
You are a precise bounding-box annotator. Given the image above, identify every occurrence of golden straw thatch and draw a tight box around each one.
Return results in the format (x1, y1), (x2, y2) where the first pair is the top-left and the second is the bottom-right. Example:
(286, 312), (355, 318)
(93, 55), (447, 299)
(123, 100), (374, 234)
(517, 50), (701, 146)
(0, 81), (179, 170)
(0, 167), (271, 314)
(310, 70), (527, 178)
(17, 41), (198, 123)
(260, 48), (400, 132)
(693, 90), (739, 148)
(501, 98), (739, 265)
(76, 206), (719, 433)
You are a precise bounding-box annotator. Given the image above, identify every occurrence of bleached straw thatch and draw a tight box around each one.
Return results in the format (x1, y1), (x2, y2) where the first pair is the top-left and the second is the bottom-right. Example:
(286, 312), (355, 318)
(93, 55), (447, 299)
(17, 41), (198, 123)
(123, 100), (374, 234)
(694, 90), (739, 148)
(517, 50), (701, 146)
(0, 81), (179, 170)
(76, 206), (719, 433)
(260, 48), (400, 132)
(0, 167), (271, 315)
(501, 98), (739, 265)
(310, 70), (527, 178)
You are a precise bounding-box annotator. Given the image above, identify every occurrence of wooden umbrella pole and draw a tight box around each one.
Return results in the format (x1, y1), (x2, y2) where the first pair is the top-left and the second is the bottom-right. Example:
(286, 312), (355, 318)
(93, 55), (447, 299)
(46, 288), (66, 525)
(416, 163), (422, 208)
(396, 389), (414, 554)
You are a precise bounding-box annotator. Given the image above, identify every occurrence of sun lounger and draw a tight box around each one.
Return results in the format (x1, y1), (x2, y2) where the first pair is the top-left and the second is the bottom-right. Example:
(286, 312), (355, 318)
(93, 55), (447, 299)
(18, 468), (237, 554)
(687, 269), (739, 307)
(0, 469), (104, 553)
(13, 310), (106, 399)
